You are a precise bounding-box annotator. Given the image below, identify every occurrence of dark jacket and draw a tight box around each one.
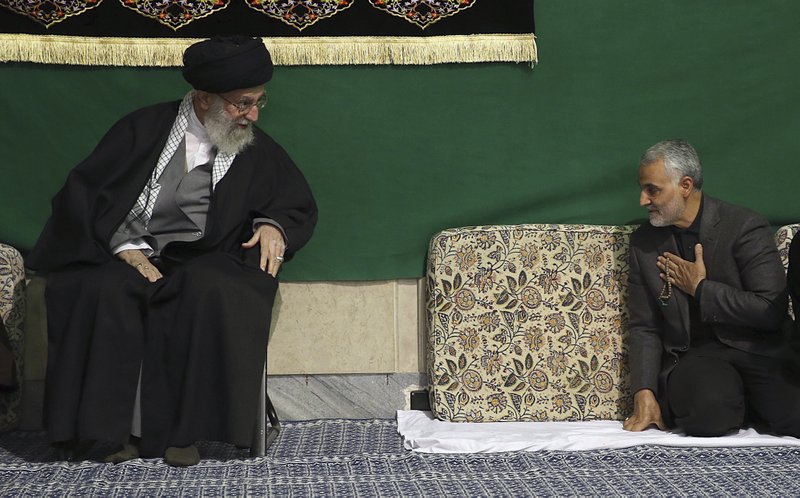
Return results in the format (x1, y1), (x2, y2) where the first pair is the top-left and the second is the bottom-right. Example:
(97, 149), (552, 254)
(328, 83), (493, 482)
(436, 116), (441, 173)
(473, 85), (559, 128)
(627, 195), (791, 411)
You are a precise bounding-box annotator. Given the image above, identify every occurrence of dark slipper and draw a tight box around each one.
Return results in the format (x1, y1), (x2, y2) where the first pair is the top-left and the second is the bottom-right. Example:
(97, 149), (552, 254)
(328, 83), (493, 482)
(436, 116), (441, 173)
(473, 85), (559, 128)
(164, 444), (200, 467)
(104, 443), (140, 464)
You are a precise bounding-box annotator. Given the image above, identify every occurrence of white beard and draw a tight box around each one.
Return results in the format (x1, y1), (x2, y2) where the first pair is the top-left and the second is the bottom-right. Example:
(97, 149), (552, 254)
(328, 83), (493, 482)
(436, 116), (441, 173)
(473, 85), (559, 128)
(204, 100), (255, 156)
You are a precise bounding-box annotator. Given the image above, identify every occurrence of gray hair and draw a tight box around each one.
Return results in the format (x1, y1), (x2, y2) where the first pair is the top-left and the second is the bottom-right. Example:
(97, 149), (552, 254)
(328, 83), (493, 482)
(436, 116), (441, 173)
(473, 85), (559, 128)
(640, 139), (703, 190)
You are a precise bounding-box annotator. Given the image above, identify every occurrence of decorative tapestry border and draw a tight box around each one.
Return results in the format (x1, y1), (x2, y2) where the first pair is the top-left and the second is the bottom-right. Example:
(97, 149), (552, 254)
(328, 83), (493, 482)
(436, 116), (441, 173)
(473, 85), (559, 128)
(0, 1), (536, 66)
(0, 33), (537, 66)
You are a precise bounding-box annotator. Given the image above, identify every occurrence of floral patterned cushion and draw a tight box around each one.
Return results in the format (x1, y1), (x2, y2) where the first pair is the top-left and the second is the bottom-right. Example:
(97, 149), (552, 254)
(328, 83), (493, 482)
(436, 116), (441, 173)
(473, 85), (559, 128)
(776, 223), (800, 318)
(775, 223), (799, 270)
(0, 243), (26, 431)
(427, 223), (800, 423)
(426, 224), (637, 422)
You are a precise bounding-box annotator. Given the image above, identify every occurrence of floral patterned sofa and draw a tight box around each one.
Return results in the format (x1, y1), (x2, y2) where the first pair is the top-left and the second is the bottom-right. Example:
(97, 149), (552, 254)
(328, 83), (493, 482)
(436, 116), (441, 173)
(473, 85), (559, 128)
(426, 223), (800, 423)
(0, 243), (26, 431)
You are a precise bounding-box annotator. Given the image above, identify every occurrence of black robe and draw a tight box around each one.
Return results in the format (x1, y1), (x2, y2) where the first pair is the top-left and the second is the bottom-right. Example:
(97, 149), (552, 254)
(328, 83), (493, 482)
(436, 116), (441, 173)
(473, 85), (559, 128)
(26, 101), (317, 455)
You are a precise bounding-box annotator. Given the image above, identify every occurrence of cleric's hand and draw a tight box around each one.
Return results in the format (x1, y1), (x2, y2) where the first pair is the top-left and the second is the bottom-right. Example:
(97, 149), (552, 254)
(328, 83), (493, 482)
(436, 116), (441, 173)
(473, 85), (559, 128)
(118, 249), (163, 282)
(242, 224), (286, 277)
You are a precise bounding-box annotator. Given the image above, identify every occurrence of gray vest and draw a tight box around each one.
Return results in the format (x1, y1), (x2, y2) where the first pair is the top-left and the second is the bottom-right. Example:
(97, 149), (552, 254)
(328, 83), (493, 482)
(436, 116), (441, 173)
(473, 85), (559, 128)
(111, 139), (213, 256)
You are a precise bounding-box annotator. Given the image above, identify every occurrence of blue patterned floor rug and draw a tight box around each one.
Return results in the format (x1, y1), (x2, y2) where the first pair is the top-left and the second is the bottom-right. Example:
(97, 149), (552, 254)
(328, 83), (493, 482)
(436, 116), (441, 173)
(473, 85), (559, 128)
(3, 418), (800, 496)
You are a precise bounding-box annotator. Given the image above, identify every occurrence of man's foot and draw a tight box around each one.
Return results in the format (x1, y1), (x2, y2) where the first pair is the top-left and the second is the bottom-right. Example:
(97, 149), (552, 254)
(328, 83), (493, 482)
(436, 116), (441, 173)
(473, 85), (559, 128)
(164, 444), (200, 467)
(104, 437), (140, 464)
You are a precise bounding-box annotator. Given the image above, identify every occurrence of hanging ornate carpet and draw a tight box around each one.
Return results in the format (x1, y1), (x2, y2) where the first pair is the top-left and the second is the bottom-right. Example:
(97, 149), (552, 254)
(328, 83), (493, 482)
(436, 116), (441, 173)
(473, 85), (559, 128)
(0, 0), (536, 66)
(3, 418), (800, 496)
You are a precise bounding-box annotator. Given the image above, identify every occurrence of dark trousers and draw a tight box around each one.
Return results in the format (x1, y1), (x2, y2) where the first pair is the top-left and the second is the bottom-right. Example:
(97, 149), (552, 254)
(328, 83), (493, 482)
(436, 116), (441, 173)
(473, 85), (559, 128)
(44, 251), (278, 456)
(667, 341), (800, 437)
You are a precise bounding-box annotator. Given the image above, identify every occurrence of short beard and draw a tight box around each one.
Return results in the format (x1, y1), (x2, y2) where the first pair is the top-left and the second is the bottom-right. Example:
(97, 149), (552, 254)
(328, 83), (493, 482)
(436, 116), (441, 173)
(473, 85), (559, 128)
(648, 195), (684, 227)
(204, 99), (255, 156)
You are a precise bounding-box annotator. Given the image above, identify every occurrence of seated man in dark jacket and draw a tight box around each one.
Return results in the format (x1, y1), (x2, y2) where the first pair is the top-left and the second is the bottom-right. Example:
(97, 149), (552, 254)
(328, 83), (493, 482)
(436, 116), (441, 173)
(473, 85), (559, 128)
(623, 139), (799, 437)
(26, 36), (317, 466)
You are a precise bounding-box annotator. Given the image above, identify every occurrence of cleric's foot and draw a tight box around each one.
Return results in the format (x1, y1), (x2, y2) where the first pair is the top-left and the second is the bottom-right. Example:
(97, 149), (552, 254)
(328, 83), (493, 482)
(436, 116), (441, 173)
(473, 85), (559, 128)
(164, 444), (200, 467)
(104, 438), (140, 464)
(52, 440), (78, 462)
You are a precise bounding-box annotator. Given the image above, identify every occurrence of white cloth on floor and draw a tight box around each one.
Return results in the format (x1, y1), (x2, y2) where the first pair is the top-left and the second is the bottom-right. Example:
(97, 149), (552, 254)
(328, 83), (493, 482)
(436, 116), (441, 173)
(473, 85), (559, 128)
(396, 410), (800, 453)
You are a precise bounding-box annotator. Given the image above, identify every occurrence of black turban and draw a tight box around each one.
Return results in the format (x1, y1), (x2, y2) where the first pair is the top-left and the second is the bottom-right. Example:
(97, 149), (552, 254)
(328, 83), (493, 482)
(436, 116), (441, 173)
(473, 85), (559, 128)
(183, 36), (273, 93)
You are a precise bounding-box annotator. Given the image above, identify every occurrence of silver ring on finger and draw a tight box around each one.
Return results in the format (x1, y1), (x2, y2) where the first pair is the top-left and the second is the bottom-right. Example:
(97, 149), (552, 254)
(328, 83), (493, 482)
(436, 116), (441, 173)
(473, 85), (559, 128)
(276, 255), (284, 262)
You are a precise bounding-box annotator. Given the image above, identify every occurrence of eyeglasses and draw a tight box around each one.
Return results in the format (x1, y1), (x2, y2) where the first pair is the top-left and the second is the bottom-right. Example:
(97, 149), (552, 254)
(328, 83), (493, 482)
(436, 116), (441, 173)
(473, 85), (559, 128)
(216, 92), (268, 114)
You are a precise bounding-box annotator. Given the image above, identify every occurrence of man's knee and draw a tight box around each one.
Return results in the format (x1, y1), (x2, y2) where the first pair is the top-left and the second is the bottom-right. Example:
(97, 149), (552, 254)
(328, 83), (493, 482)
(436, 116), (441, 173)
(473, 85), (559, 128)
(668, 355), (745, 436)
(762, 416), (800, 437)
(749, 366), (800, 437)
(177, 254), (239, 291)
(673, 391), (745, 437)
(178, 253), (275, 293)
(48, 261), (145, 299)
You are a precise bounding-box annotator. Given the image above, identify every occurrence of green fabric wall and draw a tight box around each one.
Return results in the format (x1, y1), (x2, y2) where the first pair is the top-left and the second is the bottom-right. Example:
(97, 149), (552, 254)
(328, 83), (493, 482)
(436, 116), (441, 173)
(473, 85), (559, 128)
(2, 1), (799, 281)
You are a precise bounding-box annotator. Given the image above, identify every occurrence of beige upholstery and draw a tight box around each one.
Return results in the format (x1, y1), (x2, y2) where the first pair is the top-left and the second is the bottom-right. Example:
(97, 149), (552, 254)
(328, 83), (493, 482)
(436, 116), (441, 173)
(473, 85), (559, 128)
(0, 243), (26, 431)
(776, 223), (800, 318)
(426, 223), (800, 422)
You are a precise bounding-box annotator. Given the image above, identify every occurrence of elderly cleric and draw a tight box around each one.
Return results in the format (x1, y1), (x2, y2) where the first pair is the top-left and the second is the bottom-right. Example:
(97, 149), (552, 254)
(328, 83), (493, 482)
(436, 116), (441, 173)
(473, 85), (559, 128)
(26, 36), (317, 466)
